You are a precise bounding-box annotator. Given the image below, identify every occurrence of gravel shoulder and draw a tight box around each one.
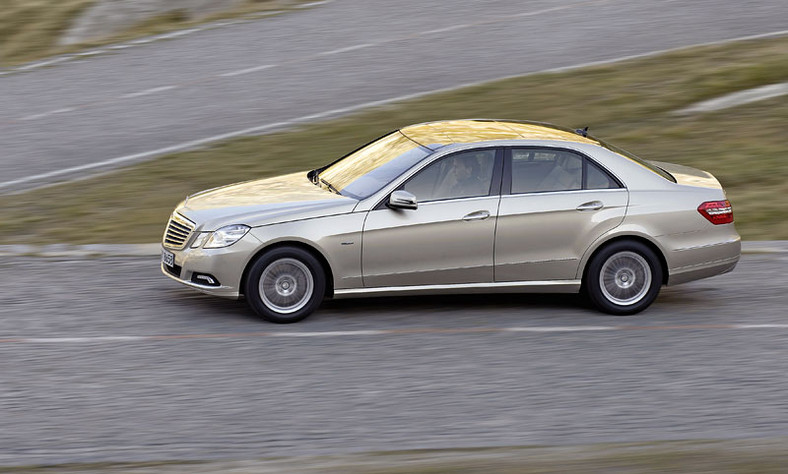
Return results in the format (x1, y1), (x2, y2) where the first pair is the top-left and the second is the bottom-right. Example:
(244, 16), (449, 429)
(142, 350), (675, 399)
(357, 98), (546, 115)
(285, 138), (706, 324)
(6, 438), (788, 473)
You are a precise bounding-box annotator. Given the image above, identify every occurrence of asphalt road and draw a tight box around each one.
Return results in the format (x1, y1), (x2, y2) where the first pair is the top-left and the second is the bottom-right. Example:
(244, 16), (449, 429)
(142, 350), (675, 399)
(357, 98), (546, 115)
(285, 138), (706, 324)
(1, 251), (787, 466)
(1, 0), (787, 191)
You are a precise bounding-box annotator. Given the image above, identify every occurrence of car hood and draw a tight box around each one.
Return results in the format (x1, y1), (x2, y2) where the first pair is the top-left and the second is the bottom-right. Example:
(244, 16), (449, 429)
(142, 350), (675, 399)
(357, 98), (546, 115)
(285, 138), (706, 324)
(651, 161), (723, 189)
(177, 171), (357, 230)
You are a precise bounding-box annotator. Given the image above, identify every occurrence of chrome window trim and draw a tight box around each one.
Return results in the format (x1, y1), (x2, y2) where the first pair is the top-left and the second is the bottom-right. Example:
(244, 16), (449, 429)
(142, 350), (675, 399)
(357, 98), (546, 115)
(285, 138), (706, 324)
(355, 139), (631, 213)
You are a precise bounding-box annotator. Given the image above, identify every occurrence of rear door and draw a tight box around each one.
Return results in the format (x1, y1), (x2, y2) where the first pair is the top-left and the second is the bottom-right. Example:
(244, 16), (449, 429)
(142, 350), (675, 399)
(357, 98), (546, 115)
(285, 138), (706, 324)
(495, 147), (628, 281)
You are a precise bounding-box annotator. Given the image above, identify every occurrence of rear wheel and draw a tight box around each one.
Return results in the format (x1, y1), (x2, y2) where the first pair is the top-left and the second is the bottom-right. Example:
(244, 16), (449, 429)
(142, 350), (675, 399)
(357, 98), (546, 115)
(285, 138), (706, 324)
(584, 240), (662, 315)
(245, 247), (326, 323)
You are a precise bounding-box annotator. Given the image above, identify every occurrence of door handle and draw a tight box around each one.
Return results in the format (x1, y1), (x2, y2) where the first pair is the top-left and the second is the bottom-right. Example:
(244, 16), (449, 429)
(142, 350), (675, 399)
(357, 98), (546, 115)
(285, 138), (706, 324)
(463, 210), (491, 221)
(576, 200), (604, 211)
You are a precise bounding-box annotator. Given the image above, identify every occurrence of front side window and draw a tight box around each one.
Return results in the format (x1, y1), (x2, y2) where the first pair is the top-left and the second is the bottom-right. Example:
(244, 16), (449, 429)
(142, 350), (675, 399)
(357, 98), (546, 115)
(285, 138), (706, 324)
(403, 149), (497, 202)
(510, 148), (620, 194)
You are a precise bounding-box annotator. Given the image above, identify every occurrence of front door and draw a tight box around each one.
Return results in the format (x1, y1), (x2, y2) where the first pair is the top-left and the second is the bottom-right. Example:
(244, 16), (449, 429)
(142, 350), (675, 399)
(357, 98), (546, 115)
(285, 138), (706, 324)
(362, 149), (502, 287)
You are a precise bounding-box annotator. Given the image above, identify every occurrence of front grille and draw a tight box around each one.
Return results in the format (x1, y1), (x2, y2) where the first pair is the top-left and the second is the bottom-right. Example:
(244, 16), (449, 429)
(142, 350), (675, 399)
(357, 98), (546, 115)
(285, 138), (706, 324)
(163, 213), (195, 249)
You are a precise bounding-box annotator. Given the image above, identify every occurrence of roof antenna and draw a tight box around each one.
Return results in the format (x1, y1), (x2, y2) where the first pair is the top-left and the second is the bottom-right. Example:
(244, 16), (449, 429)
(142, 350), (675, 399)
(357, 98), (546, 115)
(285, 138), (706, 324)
(575, 126), (589, 137)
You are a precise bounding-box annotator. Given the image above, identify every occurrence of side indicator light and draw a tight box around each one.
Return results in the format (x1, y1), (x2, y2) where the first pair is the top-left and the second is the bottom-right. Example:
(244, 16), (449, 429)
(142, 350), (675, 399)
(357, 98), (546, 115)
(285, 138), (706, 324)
(698, 200), (733, 225)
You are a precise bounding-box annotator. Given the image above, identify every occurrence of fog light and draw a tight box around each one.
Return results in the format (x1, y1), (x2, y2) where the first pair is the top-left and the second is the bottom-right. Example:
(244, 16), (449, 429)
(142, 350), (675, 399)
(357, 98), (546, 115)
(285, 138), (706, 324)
(191, 273), (220, 287)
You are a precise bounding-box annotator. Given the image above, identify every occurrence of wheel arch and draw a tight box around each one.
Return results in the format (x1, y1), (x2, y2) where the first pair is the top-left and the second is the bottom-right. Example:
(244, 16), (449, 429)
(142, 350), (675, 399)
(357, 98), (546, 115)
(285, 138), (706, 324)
(240, 240), (335, 298)
(579, 234), (669, 286)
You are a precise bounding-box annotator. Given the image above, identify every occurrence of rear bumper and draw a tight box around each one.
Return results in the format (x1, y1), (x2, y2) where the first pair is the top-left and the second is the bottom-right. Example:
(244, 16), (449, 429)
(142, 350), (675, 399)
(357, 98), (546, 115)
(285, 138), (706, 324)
(666, 233), (741, 285)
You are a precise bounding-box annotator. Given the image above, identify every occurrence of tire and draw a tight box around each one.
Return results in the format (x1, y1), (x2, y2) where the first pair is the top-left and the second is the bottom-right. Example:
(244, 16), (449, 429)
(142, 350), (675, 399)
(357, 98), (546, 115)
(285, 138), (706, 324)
(584, 240), (663, 315)
(245, 246), (326, 323)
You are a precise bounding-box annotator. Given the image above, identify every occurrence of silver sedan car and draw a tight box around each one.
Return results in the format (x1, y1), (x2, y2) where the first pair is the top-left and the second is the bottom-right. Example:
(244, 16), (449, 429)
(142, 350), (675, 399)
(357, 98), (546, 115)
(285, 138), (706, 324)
(161, 120), (740, 323)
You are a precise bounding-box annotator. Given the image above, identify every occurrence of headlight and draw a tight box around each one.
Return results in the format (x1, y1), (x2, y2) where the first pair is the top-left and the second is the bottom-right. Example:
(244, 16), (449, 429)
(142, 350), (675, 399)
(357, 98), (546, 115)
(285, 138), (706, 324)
(203, 224), (251, 249)
(190, 232), (211, 248)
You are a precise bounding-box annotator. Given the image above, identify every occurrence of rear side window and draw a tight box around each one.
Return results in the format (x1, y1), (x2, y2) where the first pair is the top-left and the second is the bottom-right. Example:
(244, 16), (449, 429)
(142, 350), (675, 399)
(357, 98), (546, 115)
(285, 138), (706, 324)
(585, 159), (619, 190)
(509, 148), (621, 194)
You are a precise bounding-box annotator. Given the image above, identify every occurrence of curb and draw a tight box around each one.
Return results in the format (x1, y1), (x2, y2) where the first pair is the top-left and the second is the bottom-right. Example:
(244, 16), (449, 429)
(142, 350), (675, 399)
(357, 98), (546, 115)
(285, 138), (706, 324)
(1, 241), (786, 258)
(0, 243), (161, 258)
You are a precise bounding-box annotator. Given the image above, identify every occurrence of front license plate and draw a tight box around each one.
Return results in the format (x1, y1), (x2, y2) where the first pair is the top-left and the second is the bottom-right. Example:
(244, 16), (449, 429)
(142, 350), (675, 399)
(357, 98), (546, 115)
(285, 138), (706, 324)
(161, 249), (175, 267)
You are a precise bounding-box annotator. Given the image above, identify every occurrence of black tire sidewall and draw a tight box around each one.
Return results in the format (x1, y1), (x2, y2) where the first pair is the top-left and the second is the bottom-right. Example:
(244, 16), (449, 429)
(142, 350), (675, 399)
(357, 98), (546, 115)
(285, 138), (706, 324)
(584, 240), (662, 315)
(245, 247), (326, 323)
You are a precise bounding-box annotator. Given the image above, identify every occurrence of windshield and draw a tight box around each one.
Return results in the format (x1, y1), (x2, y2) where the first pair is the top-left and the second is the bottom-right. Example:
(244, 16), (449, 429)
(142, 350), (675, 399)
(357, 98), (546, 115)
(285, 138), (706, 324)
(318, 131), (432, 199)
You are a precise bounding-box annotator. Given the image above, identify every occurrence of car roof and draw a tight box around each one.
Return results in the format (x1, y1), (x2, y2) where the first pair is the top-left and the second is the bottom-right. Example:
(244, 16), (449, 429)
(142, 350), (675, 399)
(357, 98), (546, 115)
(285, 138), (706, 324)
(399, 119), (599, 150)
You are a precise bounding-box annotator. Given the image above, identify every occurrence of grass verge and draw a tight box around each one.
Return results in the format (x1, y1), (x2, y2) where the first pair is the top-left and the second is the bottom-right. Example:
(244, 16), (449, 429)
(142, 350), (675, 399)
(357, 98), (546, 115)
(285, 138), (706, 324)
(0, 0), (308, 67)
(2, 439), (788, 472)
(1, 36), (787, 243)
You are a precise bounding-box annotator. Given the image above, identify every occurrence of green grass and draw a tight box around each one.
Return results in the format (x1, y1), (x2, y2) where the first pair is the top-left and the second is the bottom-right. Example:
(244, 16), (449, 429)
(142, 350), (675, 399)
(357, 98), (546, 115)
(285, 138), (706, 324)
(0, 0), (95, 66)
(1, 36), (787, 243)
(0, 0), (307, 67)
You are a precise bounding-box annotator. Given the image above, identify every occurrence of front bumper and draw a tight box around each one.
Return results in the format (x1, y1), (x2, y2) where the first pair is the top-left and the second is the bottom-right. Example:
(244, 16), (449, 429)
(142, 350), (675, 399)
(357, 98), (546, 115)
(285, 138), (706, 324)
(160, 234), (262, 299)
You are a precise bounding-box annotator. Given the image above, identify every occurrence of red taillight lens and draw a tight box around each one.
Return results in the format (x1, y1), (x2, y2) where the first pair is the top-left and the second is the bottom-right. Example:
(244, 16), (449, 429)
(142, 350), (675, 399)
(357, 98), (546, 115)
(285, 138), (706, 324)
(698, 200), (733, 225)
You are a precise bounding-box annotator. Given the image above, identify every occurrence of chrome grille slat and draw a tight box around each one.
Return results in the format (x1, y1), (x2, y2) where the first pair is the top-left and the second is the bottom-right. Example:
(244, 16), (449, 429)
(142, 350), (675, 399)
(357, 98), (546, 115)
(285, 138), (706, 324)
(163, 213), (195, 249)
(169, 222), (191, 232)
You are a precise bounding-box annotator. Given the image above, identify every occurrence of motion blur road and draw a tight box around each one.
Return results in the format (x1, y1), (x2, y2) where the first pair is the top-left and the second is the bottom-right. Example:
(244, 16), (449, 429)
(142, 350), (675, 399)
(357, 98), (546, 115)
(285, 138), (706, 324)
(1, 0), (787, 191)
(1, 251), (787, 465)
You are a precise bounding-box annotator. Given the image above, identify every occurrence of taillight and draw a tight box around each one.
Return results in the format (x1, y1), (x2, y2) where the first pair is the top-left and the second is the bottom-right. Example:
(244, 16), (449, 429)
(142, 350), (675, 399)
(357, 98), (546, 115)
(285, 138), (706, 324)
(698, 200), (733, 225)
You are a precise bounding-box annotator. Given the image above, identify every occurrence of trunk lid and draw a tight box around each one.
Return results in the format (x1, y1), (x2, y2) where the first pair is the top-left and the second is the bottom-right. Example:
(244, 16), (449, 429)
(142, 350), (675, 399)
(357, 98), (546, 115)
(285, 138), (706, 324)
(650, 161), (724, 189)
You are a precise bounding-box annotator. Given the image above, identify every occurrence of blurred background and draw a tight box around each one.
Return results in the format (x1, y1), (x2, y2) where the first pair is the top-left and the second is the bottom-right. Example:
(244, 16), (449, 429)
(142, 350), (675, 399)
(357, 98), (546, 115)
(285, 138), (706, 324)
(1, 0), (787, 472)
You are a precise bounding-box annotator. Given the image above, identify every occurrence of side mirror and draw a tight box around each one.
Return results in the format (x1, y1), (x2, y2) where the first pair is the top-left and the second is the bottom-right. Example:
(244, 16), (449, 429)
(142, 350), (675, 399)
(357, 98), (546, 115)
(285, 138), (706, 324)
(388, 190), (418, 210)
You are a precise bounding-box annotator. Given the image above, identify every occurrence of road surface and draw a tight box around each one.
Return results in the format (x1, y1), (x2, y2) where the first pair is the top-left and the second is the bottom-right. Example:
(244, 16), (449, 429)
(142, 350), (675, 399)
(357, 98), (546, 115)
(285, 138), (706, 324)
(1, 0), (787, 191)
(1, 251), (787, 466)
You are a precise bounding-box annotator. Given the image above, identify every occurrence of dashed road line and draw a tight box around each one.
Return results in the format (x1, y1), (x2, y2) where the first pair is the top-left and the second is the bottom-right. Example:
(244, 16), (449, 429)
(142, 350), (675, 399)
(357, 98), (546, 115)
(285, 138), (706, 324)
(319, 43), (374, 56)
(513, 4), (580, 18)
(423, 24), (470, 35)
(506, 326), (614, 332)
(3, 324), (788, 345)
(20, 107), (75, 121)
(220, 64), (277, 77)
(121, 85), (177, 99)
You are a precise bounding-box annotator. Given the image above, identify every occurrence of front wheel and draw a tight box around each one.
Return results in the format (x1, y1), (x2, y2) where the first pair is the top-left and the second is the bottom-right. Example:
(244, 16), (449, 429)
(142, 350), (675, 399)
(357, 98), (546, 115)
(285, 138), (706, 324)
(245, 247), (326, 323)
(584, 241), (663, 315)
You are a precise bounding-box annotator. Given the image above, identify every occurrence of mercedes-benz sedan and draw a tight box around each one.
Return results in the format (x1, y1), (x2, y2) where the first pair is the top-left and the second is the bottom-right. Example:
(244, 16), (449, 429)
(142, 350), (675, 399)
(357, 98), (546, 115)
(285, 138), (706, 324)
(161, 119), (740, 323)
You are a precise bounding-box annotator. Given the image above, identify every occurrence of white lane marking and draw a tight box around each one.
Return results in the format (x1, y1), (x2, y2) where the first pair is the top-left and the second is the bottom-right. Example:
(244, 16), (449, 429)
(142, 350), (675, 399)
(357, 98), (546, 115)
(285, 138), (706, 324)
(3, 28), (788, 193)
(5, 324), (788, 345)
(20, 107), (75, 121)
(319, 43), (374, 56)
(121, 85), (177, 99)
(675, 82), (788, 114)
(23, 336), (148, 343)
(423, 24), (469, 35)
(156, 28), (200, 40)
(75, 50), (103, 57)
(505, 326), (615, 332)
(734, 324), (788, 329)
(514, 4), (576, 18)
(271, 330), (386, 337)
(220, 64), (276, 77)
(297, 0), (333, 8)
(16, 57), (69, 71)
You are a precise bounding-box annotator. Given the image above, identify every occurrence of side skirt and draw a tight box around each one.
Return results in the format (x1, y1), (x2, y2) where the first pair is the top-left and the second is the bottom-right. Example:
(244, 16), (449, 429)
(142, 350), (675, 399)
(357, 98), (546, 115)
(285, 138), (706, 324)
(332, 280), (581, 299)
